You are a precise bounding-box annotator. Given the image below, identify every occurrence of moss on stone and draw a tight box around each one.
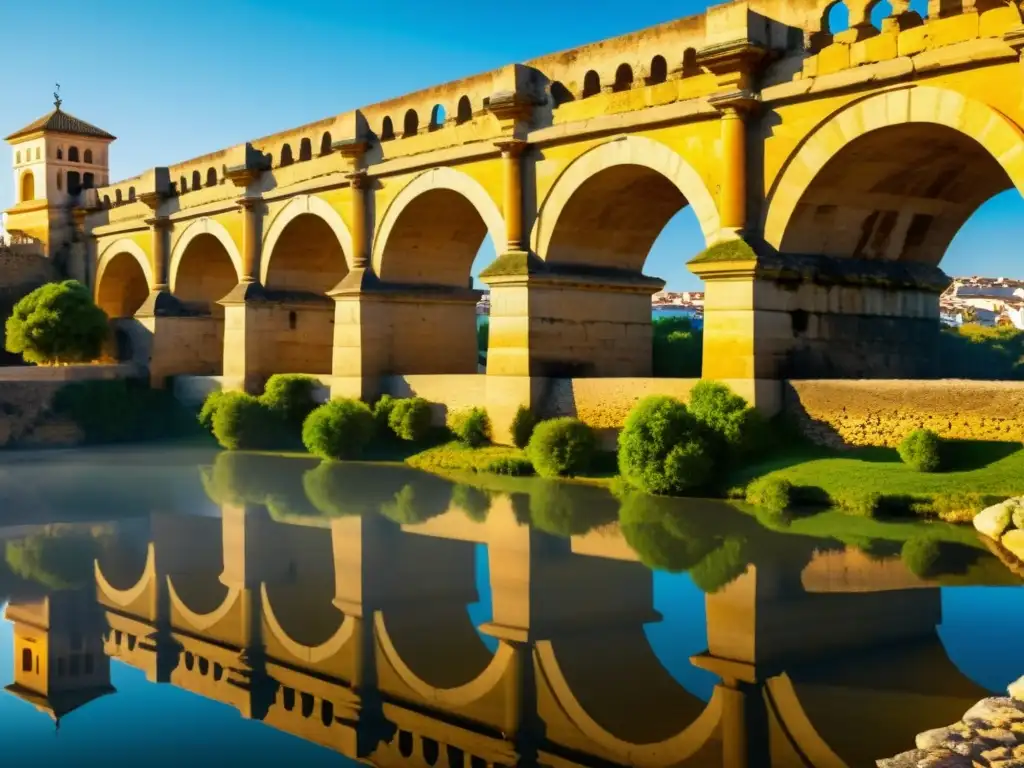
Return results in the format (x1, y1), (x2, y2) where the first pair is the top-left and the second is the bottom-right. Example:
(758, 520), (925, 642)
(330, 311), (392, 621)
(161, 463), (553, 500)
(688, 238), (758, 265)
(479, 251), (542, 278)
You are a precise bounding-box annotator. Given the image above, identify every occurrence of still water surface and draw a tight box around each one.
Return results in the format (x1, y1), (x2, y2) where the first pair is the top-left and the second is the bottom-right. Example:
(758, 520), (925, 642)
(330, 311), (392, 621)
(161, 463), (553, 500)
(0, 447), (1021, 767)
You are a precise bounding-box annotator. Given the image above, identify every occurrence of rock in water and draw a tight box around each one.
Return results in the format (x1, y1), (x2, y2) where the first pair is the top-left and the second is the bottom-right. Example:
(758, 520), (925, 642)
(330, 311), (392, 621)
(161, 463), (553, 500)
(975, 502), (1015, 539)
(963, 698), (1024, 728)
(1001, 529), (1024, 562)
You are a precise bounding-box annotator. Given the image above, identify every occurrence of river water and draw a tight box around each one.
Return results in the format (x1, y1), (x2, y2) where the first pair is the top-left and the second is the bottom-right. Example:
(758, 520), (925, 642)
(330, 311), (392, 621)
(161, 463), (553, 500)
(0, 446), (1021, 766)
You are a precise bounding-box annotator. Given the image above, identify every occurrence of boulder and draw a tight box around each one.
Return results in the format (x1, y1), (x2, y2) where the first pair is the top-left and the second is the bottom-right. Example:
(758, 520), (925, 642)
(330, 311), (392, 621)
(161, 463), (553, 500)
(963, 698), (1024, 729)
(975, 503), (1015, 539)
(877, 749), (930, 767)
(1001, 529), (1024, 562)
(917, 727), (958, 750)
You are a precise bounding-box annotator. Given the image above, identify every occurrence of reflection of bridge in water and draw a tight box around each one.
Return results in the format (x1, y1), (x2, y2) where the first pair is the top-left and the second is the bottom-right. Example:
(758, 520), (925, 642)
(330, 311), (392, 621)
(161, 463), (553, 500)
(3, 501), (1010, 767)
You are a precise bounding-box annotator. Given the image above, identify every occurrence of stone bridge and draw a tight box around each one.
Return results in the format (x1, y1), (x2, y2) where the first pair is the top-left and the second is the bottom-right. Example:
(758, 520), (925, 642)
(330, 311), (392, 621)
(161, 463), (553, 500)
(78, 0), (1024, 424)
(6, 497), (1016, 766)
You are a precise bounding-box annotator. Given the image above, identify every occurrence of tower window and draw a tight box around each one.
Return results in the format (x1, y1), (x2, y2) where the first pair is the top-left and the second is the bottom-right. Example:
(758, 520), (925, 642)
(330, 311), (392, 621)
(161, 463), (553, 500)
(20, 170), (35, 201)
(21, 648), (31, 672)
(56, 171), (63, 191)
(67, 171), (81, 196)
(288, 311), (297, 329)
(15, 151), (20, 164)
(56, 147), (63, 160)
(83, 172), (95, 189)
(84, 148), (93, 164)
(35, 147), (40, 160)
(68, 146), (79, 162)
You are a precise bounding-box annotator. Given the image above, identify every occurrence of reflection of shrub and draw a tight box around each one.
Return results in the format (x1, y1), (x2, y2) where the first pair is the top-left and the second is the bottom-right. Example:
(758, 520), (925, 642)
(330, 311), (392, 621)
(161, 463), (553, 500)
(652, 316), (702, 378)
(301, 462), (403, 517)
(687, 380), (763, 460)
(453, 484), (491, 522)
(379, 479), (453, 525)
(745, 477), (792, 513)
(510, 406), (536, 450)
(616, 491), (717, 572)
(902, 535), (942, 578)
(528, 418), (596, 478)
(618, 396), (711, 495)
(486, 457), (534, 476)
(261, 374), (319, 429)
(212, 393), (282, 450)
(449, 407), (491, 447)
(5, 280), (108, 364)
(688, 537), (748, 594)
(388, 397), (433, 442)
(898, 429), (943, 473)
(302, 399), (376, 460)
(203, 452), (316, 516)
(6, 530), (109, 590)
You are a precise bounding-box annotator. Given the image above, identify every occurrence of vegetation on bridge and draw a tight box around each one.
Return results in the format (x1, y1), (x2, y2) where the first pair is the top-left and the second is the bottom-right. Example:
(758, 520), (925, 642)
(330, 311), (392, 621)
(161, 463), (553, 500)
(5, 280), (109, 365)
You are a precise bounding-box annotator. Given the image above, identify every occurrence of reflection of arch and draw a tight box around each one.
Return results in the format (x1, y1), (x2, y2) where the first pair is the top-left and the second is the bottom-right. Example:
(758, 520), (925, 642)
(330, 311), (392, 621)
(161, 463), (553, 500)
(167, 576), (242, 632)
(261, 583), (356, 663)
(95, 239), (154, 317)
(764, 86), (1024, 262)
(535, 640), (722, 765)
(94, 542), (156, 608)
(532, 135), (721, 270)
(260, 194), (354, 286)
(374, 611), (514, 707)
(371, 167), (505, 286)
(169, 217), (243, 294)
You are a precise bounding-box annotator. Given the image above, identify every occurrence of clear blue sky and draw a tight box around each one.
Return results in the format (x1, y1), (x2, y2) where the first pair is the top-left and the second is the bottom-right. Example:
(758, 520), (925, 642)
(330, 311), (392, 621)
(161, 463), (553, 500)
(1, 0), (1020, 290)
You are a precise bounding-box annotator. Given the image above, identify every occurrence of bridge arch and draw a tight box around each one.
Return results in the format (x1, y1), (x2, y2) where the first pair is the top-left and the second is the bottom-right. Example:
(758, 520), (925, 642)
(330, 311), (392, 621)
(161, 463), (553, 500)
(166, 576), (241, 633)
(95, 238), (153, 318)
(764, 85), (1024, 265)
(168, 216), (243, 305)
(94, 542), (156, 609)
(260, 194), (352, 289)
(371, 166), (505, 287)
(531, 134), (722, 271)
(261, 583), (356, 664)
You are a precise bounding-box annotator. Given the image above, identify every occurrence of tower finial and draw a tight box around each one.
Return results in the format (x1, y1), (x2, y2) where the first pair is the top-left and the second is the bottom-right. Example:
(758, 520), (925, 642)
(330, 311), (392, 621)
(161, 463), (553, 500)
(53, 83), (62, 111)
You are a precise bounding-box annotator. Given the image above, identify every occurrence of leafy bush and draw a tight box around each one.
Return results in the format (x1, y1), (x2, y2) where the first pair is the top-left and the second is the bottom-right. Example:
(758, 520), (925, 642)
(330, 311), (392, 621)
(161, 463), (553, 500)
(527, 417), (596, 478)
(302, 399), (376, 460)
(448, 407), (491, 447)
(652, 316), (702, 378)
(510, 405), (537, 450)
(485, 456), (534, 476)
(745, 476), (792, 513)
(261, 374), (319, 429)
(372, 395), (397, 433)
(477, 319), (489, 364)
(687, 380), (763, 459)
(53, 379), (200, 444)
(938, 323), (1024, 380)
(5, 280), (109, 364)
(212, 393), (282, 450)
(198, 390), (230, 431)
(388, 397), (433, 442)
(617, 395), (712, 495)
(902, 535), (942, 579)
(898, 428), (943, 472)
(453, 484), (491, 522)
(833, 489), (882, 518)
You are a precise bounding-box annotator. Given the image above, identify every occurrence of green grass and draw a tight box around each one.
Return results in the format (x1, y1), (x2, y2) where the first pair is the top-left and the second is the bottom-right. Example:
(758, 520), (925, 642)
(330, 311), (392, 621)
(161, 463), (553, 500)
(406, 441), (530, 474)
(687, 238), (757, 265)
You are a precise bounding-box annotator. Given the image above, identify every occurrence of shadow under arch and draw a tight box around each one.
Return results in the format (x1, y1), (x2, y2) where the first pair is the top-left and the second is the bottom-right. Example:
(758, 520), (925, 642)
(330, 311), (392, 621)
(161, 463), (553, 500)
(535, 638), (721, 766)
(764, 84), (1024, 263)
(94, 541), (156, 609)
(373, 610), (514, 709)
(166, 574), (239, 633)
(168, 216), (244, 295)
(95, 238), (154, 318)
(261, 582), (355, 664)
(259, 193), (354, 286)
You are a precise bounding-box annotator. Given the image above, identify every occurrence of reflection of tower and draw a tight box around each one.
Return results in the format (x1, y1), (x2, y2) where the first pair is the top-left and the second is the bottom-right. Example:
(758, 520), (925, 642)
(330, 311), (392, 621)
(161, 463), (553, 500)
(5, 590), (114, 724)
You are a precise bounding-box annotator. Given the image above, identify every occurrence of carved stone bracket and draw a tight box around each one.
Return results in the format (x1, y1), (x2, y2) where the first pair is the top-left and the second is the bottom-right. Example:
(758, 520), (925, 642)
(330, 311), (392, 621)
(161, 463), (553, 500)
(696, 40), (770, 93)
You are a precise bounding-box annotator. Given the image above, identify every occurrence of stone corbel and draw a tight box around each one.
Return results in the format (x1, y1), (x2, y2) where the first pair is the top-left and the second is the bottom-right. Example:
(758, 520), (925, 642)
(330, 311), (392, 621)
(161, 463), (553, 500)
(486, 90), (540, 138)
(695, 39), (770, 94)
(224, 143), (270, 188)
(331, 138), (369, 174)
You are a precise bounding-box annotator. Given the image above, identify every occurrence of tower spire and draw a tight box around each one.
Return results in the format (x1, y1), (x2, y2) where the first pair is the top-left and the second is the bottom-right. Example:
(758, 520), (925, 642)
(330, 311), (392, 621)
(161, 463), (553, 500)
(53, 83), (62, 111)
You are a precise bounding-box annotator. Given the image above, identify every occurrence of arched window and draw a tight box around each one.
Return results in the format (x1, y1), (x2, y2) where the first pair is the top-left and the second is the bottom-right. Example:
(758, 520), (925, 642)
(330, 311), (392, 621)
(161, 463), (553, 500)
(128, 186), (136, 201)
(67, 172), (81, 196)
(456, 96), (472, 123)
(403, 109), (419, 137)
(206, 168), (216, 187)
(35, 147), (40, 160)
(613, 63), (634, 92)
(682, 48), (700, 76)
(648, 55), (668, 85)
(320, 131), (332, 155)
(68, 146), (80, 162)
(582, 70), (601, 98)
(103, 195), (110, 208)
(280, 144), (293, 166)
(179, 175), (188, 193)
(430, 104), (446, 130)
(14, 151), (20, 164)
(381, 116), (395, 141)
(826, 1), (851, 34)
(192, 170), (201, 189)
(20, 171), (34, 201)
(115, 189), (123, 204)
(56, 147), (63, 160)
(21, 649), (31, 673)
(83, 172), (94, 189)
(56, 171), (63, 191)
(84, 148), (93, 164)
(299, 137), (312, 161)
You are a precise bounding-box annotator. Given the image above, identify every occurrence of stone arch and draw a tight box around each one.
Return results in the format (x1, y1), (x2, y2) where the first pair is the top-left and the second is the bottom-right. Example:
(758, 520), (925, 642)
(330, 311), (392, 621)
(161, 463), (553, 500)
(169, 217), (243, 302)
(532, 135), (721, 271)
(764, 85), (1024, 265)
(261, 584), (356, 664)
(95, 238), (154, 318)
(260, 194), (354, 287)
(372, 166), (505, 286)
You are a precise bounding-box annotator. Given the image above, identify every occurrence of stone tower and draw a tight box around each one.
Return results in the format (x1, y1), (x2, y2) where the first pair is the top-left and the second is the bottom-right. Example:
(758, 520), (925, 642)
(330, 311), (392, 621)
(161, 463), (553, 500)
(3, 93), (115, 272)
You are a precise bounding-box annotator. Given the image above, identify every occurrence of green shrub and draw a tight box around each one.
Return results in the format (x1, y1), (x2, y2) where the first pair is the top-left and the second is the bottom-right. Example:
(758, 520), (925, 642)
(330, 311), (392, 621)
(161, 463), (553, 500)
(745, 476), (792, 513)
(453, 484), (491, 522)
(198, 390), (230, 431)
(53, 379), (199, 444)
(212, 393), (282, 450)
(617, 395), (712, 495)
(302, 399), (376, 460)
(485, 456), (534, 476)
(477, 319), (489, 364)
(652, 317), (702, 378)
(833, 489), (882, 518)
(372, 395), (397, 434)
(510, 405), (537, 450)
(898, 428), (943, 472)
(448, 407), (491, 447)
(902, 535), (942, 579)
(687, 380), (763, 459)
(527, 417), (596, 478)
(5, 280), (109, 364)
(261, 374), (319, 428)
(388, 397), (433, 442)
